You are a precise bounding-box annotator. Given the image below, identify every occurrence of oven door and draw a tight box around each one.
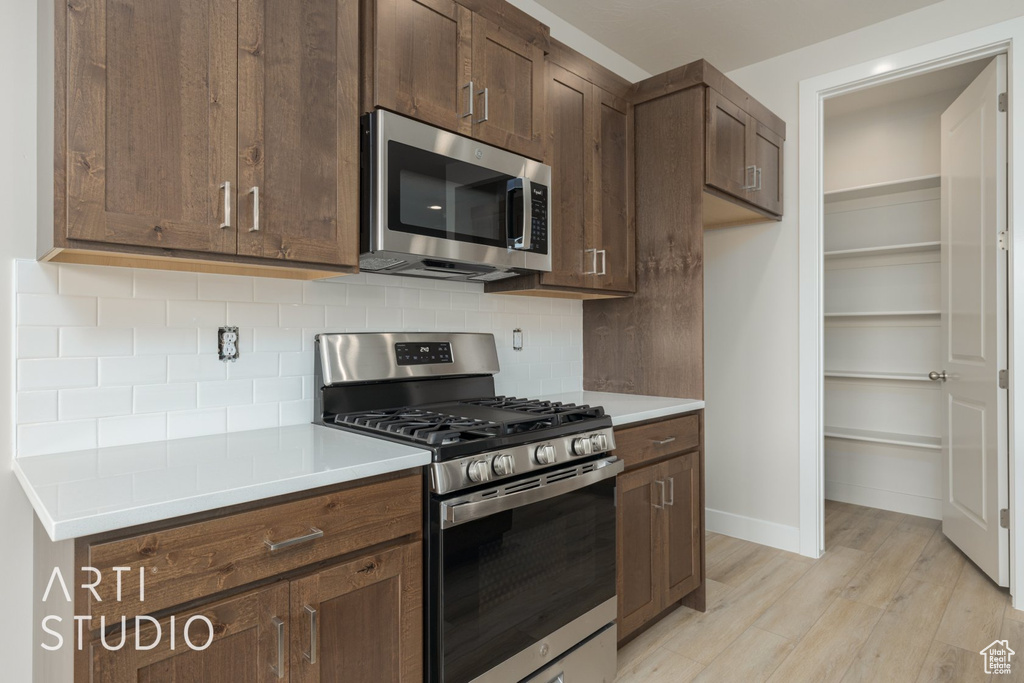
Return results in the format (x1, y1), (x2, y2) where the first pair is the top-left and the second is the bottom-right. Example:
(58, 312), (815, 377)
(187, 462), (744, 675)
(367, 110), (551, 273)
(430, 457), (623, 683)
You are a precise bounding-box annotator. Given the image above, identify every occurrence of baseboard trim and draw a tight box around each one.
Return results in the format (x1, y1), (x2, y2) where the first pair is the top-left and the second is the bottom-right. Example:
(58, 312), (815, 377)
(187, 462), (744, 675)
(705, 508), (802, 554)
(825, 480), (941, 520)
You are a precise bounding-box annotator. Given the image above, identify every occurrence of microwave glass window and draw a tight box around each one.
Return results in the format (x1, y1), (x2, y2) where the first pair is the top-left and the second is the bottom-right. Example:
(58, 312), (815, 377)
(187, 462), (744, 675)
(389, 142), (513, 247)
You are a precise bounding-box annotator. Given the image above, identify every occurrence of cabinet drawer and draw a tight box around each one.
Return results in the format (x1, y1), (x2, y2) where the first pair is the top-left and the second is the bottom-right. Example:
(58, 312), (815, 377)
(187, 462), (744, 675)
(614, 414), (700, 469)
(79, 472), (422, 623)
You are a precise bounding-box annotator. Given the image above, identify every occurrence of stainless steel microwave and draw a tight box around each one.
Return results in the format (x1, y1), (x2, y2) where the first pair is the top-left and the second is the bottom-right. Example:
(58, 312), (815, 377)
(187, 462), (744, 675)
(360, 110), (552, 282)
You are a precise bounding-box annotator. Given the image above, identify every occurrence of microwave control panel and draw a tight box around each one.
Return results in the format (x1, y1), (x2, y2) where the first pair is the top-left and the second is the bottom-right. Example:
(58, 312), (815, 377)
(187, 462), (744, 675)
(528, 185), (549, 255)
(395, 341), (454, 366)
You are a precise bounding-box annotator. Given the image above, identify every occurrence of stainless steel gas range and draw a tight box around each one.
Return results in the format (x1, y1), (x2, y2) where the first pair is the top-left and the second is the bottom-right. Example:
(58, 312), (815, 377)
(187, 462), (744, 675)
(314, 332), (621, 683)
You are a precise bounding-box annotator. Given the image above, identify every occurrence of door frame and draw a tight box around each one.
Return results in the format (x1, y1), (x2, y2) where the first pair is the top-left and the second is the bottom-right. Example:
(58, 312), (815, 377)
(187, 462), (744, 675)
(797, 20), (1024, 606)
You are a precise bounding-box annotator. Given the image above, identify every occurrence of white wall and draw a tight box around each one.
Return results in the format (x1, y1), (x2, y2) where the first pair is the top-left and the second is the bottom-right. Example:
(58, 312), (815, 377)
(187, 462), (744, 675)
(703, 0), (1024, 540)
(1, 1), (40, 680)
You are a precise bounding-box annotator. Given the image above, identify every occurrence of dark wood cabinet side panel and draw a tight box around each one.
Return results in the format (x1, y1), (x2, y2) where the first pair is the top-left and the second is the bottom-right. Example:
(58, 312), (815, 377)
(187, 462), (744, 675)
(583, 87), (704, 399)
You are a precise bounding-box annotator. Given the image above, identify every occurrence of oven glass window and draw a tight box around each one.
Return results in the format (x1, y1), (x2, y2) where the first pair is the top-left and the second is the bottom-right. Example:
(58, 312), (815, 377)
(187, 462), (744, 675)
(440, 478), (616, 683)
(388, 142), (513, 247)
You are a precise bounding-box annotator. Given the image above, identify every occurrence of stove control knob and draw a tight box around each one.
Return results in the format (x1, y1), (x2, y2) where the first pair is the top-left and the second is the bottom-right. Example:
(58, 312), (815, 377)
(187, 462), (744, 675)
(591, 433), (609, 452)
(535, 444), (557, 465)
(492, 454), (515, 477)
(467, 460), (491, 483)
(572, 437), (594, 457)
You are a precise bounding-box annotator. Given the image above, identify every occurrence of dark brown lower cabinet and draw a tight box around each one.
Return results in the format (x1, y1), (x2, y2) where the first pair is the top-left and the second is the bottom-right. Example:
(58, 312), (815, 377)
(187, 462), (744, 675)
(615, 413), (705, 644)
(89, 582), (290, 683)
(290, 542), (422, 683)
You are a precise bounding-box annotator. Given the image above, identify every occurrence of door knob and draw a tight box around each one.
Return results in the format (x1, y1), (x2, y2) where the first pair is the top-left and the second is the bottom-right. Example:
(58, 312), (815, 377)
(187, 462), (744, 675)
(928, 371), (948, 382)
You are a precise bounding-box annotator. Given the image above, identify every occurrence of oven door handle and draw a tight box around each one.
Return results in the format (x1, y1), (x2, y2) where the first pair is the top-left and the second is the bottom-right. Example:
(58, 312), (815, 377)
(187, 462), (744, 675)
(440, 457), (624, 528)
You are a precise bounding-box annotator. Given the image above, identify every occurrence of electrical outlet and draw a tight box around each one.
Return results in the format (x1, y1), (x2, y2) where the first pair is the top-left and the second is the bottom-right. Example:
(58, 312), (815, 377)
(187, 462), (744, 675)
(513, 328), (523, 352)
(218, 327), (240, 362)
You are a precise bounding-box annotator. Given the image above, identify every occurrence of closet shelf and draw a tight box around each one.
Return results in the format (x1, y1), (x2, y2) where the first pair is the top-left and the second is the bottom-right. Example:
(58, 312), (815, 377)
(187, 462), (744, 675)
(824, 370), (934, 382)
(824, 426), (941, 450)
(824, 310), (940, 319)
(824, 242), (940, 260)
(824, 174), (941, 203)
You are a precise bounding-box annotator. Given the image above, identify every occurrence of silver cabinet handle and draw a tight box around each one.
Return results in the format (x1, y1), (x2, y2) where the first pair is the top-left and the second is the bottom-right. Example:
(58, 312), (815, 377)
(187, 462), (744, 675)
(653, 480), (666, 509)
(220, 181), (231, 229)
(755, 166), (762, 191)
(597, 249), (607, 276)
(304, 605), (318, 664)
(462, 81), (474, 119)
(741, 165), (756, 190)
(652, 437), (676, 446)
(666, 476), (675, 507)
(270, 616), (285, 678)
(583, 248), (598, 275)
(265, 527), (323, 552)
(476, 87), (489, 124)
(929, 371), (948, 382)
(249, 186), (260, 232)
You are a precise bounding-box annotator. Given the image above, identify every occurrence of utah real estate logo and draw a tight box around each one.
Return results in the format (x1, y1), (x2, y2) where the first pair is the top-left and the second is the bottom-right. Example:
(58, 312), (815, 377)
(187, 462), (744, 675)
(980, 640), (1015, 675)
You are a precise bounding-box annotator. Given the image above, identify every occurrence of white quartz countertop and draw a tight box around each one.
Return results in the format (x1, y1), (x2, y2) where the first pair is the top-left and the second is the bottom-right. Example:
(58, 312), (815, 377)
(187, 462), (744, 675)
(536, 391), (704, 426)
(14, 424), (431, 542)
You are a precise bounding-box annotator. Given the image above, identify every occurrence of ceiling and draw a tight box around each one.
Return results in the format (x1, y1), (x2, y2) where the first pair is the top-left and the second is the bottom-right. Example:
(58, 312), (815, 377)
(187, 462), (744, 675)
(825, 58), (990, 118)
(533, 0), (944, 75)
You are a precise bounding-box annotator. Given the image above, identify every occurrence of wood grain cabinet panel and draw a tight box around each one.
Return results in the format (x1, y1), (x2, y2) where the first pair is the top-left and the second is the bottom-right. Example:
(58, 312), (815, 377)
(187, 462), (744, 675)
(616, 466), (660, 638)
(370, 0), (473, 136)
(236, 0), (360, 267)
(751, 120), (784, 215)
(290, 542), (422, 683)
(613, 414), (700, 469)
(705, 88), (755, 203)
(591, 88), (635, 293)
(90, 582), (290, 683)
(663, 452), (701, 603)
(65, 0), (239, 254)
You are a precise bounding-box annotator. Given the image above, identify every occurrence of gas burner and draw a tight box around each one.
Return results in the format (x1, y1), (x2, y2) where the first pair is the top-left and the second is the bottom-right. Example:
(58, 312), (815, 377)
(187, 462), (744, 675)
(461, 396), (605, 424)
(337, 409), (503, 446)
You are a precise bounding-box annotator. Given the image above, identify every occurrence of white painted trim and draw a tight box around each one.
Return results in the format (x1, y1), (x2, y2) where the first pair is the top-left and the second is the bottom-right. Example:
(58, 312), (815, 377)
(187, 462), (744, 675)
(824, 481), (942, 520)
(798, 19), (1024, 607)
(706, 508), (801, 554)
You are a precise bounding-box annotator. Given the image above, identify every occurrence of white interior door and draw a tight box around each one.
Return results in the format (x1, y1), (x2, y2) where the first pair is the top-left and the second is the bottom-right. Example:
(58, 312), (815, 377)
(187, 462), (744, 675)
(939, 55), (1009, 587)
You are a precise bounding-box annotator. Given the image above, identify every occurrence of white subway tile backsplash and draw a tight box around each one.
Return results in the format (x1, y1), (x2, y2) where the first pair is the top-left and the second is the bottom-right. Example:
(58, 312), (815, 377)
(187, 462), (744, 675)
(99, 298), (166, 327)
(198, 273), (254, 302)
(18, 293), (97, 327)
(134, 383), (197, 414)
(197, 379), (254, 408)
(17, 327), (59, 359)
(15, 264), (583, 457)
(60, 327), (134, 357)
(98, 414), (168, 448)
(168, 300), (227, 327)
(133, 270), (198, 300)
(60, 386), (133, 420)
(60, 264), (133, 298)
(19, 358), (97, 390)
(100, 356), (167, 386)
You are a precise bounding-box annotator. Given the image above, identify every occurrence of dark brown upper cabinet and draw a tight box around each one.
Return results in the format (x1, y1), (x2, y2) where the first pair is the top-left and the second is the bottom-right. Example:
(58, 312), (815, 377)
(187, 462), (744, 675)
(51, 0), (360, 278)
(486, 40), (635, 299)
(367, 0), (547, 159)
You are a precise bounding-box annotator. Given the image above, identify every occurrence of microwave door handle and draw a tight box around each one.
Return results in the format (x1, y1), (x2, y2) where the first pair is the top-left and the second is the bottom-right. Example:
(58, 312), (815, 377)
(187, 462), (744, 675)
(507, 178), (532, 251)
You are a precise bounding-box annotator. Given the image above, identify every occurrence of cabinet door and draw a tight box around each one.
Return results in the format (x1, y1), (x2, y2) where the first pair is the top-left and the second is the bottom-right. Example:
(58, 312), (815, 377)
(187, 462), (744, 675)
(373, 0), (473, 136)
(66, 0), (238, 254)
(90, 582), (289, 683)
(705, 88), (754, 202)
(591, 87), (635, 293)
(749, 120), (784, 216)
(662, 453), (702, 604)
(290, 542), (422, 683)
(617, 467), (661, 640)
(236, 0), (360, 267)
(538, 63), (592, 289)
(471, 14), (546, 159)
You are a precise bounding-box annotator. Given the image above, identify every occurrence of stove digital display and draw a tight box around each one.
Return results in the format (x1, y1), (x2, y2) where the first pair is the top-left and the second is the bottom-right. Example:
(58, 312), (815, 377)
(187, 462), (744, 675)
(395, 341), (454, 366)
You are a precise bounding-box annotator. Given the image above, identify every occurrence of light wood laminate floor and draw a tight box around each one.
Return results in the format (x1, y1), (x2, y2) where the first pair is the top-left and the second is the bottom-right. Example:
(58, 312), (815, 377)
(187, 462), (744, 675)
(616, 500), (1020, 682)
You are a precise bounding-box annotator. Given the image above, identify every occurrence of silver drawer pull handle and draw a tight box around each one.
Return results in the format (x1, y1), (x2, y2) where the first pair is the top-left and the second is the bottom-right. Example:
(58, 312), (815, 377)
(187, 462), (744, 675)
(653, 480), (665, 509)
(598, 249), (607, 276)
(652, 437), (676, 446)
(462, 81), (474, 118)
(304, 605), (318, 664)
(755, 166), (762, 191)
(666, 476), (675, 507)
(265, 527), (323, 552)
(220, 181), (231, 229)
(249, 186), (260, 232)
(271, 616), (285, 678)
(476, 87), (489, 124)
(583, 248), (598, 275)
